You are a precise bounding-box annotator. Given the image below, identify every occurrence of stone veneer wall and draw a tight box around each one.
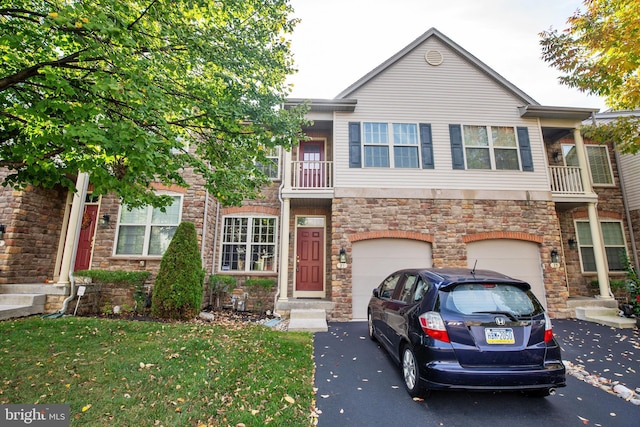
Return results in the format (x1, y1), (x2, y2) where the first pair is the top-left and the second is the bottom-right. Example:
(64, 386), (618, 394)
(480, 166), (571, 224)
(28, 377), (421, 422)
(0, 168), (66, 284)
(329, 197), (569, 320)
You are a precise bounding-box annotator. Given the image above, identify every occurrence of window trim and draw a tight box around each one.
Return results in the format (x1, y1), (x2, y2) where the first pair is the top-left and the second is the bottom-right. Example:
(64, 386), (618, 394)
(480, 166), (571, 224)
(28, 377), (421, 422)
(362, 122), (421, 169)
(113, 193), (184, 257)
(219, 215), (278, 273)
(461, 125), (521, 171)
(256, 146), (281, 180)
(574, 219), (627, 273)
(562, 143), (615, 187)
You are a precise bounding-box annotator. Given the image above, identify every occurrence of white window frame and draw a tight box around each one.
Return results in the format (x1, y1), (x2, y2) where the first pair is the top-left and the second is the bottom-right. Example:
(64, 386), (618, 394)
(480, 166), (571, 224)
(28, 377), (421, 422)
(575, 219), (627, 272)
(562, 144), (614, 186)
(363, 122), (420, 168)
(256, 146), (281, 180)
(219, 215), (278, 273)
(462, 125), (521, 170)
(114, 193), (183, 257)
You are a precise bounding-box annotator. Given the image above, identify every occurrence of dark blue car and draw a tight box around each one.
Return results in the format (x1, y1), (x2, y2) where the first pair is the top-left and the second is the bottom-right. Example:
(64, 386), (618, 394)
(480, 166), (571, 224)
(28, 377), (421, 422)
(367, 267), (566, 398)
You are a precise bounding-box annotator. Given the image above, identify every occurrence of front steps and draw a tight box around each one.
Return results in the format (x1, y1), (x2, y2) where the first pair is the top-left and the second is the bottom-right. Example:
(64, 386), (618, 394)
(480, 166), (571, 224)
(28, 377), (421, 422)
(568, 297), (637, 329)
(276, 299), (333, 332)
(0, 284), (67, 321)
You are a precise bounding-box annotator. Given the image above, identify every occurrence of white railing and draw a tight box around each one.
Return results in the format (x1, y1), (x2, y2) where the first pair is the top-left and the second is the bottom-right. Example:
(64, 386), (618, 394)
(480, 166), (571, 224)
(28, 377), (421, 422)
(290, 161), (333, 189)
(549, 166), (584, 194)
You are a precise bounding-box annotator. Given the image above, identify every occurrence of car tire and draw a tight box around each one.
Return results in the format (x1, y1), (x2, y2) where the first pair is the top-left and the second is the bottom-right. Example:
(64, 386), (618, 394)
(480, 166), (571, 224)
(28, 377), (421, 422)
(402, 344), (425, 397)
(522, 388), (552, 398)
(367, 311), (377, 341)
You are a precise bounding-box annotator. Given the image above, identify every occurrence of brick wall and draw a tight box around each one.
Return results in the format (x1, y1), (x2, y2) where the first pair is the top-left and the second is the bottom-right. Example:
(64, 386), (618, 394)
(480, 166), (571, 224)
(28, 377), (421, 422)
(329, 197), (569, 320)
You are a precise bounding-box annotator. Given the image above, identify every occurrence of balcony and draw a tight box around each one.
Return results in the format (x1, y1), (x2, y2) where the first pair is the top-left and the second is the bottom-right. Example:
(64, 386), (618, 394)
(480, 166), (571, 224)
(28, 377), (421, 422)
(549, 166), (584, 194)
(282, 160), (334, 201)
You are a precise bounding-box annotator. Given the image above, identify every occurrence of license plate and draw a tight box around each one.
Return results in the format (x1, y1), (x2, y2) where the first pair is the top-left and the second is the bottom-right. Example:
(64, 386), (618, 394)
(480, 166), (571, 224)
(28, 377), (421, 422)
(485, 328), (515, 344)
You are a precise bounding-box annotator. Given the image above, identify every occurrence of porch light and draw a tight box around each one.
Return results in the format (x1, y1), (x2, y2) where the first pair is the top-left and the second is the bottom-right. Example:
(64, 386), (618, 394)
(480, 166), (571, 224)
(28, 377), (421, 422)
(339, 248), (347, 263)
(550, 249), (560, 264)
(552, 151), (561, 163)
(0, 224), (5, 239)
(568, 237), (577, 250)
(100, 214), (110, 226)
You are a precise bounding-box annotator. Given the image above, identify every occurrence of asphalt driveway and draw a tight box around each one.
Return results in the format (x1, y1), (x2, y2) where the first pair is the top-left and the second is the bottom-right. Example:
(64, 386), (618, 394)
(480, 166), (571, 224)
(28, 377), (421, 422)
(313, 319), (639, 427)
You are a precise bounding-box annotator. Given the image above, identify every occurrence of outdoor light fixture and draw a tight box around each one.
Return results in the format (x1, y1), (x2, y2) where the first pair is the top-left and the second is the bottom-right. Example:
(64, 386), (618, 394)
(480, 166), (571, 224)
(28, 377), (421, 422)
(550, 248), (560, 264)
(552, 151), (561, 163)
(0, 224), (5, 239)
(100, 214), (110, 226)
(339, 248), (347, 263)
(568, 237), (577, 250)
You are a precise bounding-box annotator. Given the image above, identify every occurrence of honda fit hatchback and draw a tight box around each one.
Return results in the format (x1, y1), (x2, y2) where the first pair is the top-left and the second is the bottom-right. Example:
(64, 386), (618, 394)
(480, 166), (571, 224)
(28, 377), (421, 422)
(367, 267), (565, 398)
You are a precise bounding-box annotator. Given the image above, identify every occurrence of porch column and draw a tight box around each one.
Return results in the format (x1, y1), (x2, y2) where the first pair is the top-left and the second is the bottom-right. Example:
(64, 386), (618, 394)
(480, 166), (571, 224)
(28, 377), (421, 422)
(57, 172), (89, 286)
(574, 128), (611, 298)
(278, 197), (290, 302)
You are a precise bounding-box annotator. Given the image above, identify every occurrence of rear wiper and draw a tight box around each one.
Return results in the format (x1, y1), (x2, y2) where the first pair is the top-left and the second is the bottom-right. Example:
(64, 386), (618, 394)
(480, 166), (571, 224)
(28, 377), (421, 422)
(472, 310), (519, 321)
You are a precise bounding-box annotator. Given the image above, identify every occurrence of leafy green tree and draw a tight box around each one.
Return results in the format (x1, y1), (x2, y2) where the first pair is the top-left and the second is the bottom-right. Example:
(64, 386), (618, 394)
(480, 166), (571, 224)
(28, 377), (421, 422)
(540, 0), (640, 153)
(1, 0), (307, 208)
(151, 221), (204, 320)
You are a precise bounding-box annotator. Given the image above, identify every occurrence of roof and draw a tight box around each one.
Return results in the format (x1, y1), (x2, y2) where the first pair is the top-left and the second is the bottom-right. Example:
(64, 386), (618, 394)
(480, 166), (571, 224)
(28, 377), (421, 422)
(518, 105), (598, 121)
(335, 27), (538, 105)
(283, 98), (357, 112)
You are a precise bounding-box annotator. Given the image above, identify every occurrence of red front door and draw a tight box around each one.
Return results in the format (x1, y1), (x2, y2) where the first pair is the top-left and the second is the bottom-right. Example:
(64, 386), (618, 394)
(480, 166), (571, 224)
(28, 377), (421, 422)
(74, 205), (98, 271)
(296, 227), (324, 292)
(299, 141), (324, 188)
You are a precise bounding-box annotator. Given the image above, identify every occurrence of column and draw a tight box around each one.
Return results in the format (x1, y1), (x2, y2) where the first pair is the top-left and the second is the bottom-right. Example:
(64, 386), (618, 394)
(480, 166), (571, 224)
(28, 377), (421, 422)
(56, 172), (89, 286)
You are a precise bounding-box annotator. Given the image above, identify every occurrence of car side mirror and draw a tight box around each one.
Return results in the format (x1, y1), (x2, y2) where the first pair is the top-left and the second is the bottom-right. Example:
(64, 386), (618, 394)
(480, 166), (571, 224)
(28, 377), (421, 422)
(372, 288), (379, 298)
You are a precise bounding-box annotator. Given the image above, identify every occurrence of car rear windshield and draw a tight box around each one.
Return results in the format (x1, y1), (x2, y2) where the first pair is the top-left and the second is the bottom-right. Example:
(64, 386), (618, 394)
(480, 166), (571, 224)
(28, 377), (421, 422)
(442, 283), (543, 317)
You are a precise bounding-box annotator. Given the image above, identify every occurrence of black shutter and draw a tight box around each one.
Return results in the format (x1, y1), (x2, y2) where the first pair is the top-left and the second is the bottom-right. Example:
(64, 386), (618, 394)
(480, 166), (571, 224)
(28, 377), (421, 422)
(419, 123), (434, 169)
(449, 124), (464, 170)
(517, 127), (534, 172)
(349, 122), (361, 168)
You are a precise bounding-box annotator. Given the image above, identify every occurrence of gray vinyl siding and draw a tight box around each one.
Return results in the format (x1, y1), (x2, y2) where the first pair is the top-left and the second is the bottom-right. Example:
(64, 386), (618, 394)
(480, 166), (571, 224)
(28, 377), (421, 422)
(333, 38), (549, 194)
(620, 154), (640, 210)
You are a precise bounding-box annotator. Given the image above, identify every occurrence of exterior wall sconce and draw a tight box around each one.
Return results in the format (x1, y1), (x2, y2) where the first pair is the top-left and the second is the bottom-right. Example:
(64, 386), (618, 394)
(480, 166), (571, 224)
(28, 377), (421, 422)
(550, 248), (560, 264)
(552, 151), (561, 163)
(0, 224), (5, 239)
(568, 237), (577, 250)
(339, 248), (347, 263)
(100, 214), (110, 226)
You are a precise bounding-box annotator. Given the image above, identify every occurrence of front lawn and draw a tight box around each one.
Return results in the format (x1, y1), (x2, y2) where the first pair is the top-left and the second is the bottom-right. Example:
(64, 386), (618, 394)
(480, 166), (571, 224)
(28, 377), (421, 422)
(0, 316), (316, 426)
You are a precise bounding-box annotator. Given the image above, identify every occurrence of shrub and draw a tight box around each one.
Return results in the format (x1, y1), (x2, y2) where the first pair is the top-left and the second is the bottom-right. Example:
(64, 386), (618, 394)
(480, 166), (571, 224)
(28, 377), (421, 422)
(209, 275), (237, 309)
(151, 222), (205, 320)
(245, 277), (276, 290)
(75, 269), (151, 313)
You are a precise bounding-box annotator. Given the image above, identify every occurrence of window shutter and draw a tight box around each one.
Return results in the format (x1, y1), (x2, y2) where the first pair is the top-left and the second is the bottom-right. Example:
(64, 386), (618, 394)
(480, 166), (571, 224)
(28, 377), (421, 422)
(419, 123), (434, 169)
(449, 124), (464, 170)
(517, 127), (534, 172)
(349, 122), (361, 168)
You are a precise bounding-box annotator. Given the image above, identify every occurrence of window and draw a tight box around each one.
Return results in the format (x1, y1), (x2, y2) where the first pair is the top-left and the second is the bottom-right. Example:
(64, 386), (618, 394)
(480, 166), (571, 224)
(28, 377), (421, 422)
(463, 125), (520, 170)
(115, 195), (182, 256)
(399, 274), (418, 303)
(363, 122), (420, 168)
(562, 144), (614, 185)
(575, 220), (627, 272)
(378, 273), (401, 299)
(256, 146), (280, 179)
(220, 216), (277, 272)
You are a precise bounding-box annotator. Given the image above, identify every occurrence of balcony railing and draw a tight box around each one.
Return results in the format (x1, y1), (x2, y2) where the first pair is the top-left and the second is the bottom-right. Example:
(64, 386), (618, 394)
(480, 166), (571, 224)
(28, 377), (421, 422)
(549, 166), (584, 194)
(290, 160), (333, 189)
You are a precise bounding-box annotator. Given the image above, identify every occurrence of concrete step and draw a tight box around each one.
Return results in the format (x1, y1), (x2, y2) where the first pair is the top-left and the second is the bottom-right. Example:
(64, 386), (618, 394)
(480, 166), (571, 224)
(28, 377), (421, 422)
(288, 308), (328, 333)
(0, 294), (46, 321)
(575, 306), (637, 329)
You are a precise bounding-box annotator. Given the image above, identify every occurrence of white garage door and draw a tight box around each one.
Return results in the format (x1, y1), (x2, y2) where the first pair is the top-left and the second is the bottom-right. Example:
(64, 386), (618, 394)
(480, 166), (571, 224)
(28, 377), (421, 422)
(352, 239), (432, 320)
(466, 240), (547, 309)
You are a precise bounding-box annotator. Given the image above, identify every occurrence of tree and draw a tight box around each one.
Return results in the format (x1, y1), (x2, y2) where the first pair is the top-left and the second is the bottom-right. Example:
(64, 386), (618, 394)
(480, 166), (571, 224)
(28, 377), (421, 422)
(540, 0), (640, 153)
(0, 0), (307, 208)
(151, 221), (205, 320)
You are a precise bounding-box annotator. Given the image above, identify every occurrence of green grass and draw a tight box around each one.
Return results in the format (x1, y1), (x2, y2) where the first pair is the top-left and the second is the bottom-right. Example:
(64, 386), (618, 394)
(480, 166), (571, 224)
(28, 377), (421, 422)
(0, 317), (315, 426)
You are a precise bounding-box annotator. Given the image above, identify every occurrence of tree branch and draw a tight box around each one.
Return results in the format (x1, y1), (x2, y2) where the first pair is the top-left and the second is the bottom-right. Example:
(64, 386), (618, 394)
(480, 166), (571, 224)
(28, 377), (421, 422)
(0, 51), (86, 91)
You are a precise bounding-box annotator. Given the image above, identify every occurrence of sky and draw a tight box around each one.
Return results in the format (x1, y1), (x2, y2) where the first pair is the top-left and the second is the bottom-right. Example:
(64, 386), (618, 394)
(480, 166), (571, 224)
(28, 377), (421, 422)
(287, 0), (607, 111)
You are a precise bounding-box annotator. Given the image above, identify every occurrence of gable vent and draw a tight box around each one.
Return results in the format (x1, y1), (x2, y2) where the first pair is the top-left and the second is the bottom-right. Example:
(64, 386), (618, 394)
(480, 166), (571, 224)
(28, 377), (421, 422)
(425, 50), (443, 66)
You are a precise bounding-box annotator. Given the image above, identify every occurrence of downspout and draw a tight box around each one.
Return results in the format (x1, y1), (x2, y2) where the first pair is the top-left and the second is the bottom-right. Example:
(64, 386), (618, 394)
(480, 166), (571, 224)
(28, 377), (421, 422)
(58, 173), (90, 314)
(210, 199), (221, 307)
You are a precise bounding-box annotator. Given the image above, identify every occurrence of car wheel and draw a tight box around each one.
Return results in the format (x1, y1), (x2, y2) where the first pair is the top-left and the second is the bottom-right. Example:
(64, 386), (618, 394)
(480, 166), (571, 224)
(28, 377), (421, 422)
(367, 311), (377, 341)
(402, 345), (424, 397)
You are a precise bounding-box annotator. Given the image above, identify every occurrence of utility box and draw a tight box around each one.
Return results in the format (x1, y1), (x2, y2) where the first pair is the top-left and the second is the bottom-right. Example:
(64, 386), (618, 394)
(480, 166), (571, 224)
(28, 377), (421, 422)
(231, 289), (248, 311)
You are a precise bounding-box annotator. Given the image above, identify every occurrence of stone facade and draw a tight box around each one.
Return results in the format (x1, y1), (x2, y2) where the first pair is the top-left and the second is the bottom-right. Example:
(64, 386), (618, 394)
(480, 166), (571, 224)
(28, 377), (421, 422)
(329, 197), (570, 320)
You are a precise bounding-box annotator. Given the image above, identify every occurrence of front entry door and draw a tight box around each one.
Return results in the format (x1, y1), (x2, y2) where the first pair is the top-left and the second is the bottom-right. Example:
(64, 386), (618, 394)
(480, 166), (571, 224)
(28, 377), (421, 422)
(74, 205), (98, 271)
(295, 227), (324, 294)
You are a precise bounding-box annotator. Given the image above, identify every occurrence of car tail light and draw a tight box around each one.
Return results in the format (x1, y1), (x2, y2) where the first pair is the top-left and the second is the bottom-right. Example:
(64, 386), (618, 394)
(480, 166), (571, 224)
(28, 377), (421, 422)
(419, 311), (450, 343)
(544, 312), (553, 343)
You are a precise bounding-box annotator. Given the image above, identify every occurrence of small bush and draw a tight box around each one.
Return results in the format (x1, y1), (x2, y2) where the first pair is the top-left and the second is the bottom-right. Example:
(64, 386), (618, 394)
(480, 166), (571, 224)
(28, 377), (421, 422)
(245, 278), (276, 290)
(209, 275), (237, 309)
(151, 222), (205, 320)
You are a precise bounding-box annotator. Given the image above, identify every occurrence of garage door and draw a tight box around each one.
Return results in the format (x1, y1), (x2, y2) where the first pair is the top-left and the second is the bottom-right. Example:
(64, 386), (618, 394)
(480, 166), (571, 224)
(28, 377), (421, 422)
(466, 240), (547, 309)
(352, 239), (432, 320)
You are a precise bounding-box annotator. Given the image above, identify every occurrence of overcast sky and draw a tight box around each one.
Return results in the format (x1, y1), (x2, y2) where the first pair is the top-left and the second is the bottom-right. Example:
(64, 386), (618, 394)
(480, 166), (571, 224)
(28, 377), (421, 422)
(287, 0), (606, 111)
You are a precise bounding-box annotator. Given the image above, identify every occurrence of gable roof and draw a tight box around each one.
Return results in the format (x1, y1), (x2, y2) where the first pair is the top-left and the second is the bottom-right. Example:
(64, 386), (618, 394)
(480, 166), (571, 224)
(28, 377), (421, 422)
(335, 27), (539, 106)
